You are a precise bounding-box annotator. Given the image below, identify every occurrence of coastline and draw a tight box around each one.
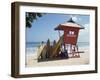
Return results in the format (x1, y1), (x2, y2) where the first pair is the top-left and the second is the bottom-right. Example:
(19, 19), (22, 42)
(26, 46), (89, 67)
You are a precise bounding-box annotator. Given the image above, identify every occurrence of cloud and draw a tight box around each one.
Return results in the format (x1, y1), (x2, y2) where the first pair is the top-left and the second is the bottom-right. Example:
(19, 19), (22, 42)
(70, 15), (81, 22)
(80, 23), (90, 34)
(84, 24), (89, 28)
(72, 16), (78, 21)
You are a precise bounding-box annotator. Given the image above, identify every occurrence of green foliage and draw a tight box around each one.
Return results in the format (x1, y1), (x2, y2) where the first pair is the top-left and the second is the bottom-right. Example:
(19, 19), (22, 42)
(26, 12), (43, 28)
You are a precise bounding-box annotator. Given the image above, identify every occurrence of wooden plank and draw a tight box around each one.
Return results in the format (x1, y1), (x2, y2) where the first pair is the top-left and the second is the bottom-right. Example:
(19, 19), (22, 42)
(69, 51), (84, 54)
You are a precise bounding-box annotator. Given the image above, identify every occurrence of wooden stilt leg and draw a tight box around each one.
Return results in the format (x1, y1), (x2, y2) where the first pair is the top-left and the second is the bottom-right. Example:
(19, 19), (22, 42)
(73, 45), (80, 58)
(73, 45), (76, 57)
(71, 45), (75, 58)
(76, 45), (80, 57)
(70, 45), (72, 57)
(69, 45), (80, 58)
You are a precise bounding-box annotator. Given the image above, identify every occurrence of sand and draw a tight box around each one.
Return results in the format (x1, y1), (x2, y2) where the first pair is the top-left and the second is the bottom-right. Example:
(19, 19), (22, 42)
(26, 47), (89, 67)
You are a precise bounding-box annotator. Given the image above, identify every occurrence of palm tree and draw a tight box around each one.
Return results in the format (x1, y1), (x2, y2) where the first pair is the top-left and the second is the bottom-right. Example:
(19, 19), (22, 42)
(26, 12), (43, 28)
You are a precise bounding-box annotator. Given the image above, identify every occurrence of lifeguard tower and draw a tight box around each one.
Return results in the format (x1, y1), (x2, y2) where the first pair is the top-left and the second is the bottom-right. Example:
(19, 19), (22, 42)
(54, 18), (84, 58)
(38, 18), (85, 61)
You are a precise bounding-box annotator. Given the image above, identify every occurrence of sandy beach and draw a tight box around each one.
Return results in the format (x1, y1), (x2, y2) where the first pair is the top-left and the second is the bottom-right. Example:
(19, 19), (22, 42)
(26, 46), (89, 67)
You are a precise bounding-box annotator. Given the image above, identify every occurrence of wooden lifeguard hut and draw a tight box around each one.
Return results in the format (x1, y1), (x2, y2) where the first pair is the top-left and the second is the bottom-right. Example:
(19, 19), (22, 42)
(38, 18), (85, 61)
(54, 18), (84, 58)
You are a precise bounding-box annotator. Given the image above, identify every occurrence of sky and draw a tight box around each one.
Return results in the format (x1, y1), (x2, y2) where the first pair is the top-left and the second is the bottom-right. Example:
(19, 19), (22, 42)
(26, 13), (90, 42)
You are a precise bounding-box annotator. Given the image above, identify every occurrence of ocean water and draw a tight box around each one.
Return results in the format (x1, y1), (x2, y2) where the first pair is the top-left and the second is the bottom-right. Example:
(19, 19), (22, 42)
(77, 42), (89, 47)
(26, 42), (41, 48)
(26, 42), (89, 54)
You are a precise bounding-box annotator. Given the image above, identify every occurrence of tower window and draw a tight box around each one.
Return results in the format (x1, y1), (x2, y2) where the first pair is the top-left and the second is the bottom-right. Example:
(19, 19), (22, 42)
(69, 31), (74, 35)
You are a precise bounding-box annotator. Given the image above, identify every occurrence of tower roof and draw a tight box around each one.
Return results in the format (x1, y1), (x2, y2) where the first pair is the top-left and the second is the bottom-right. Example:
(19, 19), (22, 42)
(67, 18), (76, 23)
(55, 18), (84, 30)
